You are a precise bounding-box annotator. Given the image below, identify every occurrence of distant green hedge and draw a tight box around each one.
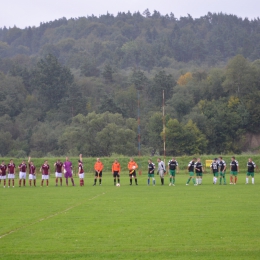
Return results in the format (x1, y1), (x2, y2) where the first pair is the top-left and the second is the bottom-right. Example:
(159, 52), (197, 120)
(1, 154), (257, 174)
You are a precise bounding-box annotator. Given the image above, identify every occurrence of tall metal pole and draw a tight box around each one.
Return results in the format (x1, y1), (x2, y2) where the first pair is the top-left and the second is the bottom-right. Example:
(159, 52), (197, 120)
(163, 90), (166, 171)
(138, 90), (141, 157)
(138, 90), (142, 175)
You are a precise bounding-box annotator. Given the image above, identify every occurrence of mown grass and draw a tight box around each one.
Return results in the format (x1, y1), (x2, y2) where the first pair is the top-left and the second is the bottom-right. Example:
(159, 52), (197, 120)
(0, 169), (259, 260)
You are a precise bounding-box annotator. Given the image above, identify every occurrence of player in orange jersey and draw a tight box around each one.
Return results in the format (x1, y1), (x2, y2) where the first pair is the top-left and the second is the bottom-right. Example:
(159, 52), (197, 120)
(93, 158), (104, 186)
(128, 158), (138, 185)
(112, 159), (121, 185)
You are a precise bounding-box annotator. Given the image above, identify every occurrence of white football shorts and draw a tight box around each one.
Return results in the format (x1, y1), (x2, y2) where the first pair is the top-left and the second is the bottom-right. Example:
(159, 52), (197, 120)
(79, 173), (84, 179)
(19, 172), (26, 179)
(29, 174), (36, 180)
(55, 172), (62, 178)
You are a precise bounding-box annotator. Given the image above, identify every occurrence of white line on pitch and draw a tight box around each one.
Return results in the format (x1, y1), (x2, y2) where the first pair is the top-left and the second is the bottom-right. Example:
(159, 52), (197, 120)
(0, 192), (106, 239)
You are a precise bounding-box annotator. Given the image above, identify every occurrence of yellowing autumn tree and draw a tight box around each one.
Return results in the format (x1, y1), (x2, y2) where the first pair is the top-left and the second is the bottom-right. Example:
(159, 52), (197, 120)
(228, 96), (240, 108)
(177, 72), (192, 86)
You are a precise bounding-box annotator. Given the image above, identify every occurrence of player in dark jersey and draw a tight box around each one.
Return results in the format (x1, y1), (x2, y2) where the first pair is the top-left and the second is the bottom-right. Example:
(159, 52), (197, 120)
(186, 158), (197, 186)
(147, 159), (155, 185)
(195, 158), (204, 185)
(7, 159), (15, 188)
(28, 157), (36, 187)
(78, 154), (84, 186)
(40, 160), (50, 187)
(0, 161), (7, 188)
(246, 158), (256, 184)
(54, 159), (63, 186)
(210, 158), (219, 184)
(230, 156), (239, 185)
(168, 157), (179, 186)
(218, 157), (227, 185)
(18, 160), (27, 187)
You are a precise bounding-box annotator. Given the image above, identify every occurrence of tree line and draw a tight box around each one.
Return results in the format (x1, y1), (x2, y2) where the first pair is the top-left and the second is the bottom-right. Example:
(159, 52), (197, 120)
(1, 11), (260, 69)
(0, 12), (260, 157)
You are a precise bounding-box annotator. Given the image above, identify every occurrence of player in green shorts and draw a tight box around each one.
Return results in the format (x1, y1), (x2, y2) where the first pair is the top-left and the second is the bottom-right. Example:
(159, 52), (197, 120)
(210, 158), (219, 184)
(230, 156), (239, 185)
(168, 157), (179, 186)
(246, 158), (256, 184)
(186, 158), (197, 186)
(147, 159), (155, 185)
(218, 156), (226, 185)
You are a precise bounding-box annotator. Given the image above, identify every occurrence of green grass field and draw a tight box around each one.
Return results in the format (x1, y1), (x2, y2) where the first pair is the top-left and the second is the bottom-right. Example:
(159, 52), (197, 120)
(0, 169), (260, 260)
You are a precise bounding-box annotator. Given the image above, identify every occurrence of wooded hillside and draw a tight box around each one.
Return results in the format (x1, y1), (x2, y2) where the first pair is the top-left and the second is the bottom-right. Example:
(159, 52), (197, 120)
(0, 11), (260, 157)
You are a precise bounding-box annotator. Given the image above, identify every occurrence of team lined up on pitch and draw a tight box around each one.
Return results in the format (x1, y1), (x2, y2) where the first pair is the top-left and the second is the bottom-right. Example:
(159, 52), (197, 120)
(0, 155), (256, 188)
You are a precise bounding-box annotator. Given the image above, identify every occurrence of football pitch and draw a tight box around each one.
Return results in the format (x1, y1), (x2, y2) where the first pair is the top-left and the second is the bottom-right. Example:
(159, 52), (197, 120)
(1, 173), (259, 260)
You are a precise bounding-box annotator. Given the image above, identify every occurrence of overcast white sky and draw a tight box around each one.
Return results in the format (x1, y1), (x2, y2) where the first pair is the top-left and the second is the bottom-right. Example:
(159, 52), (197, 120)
(1, 0), (259, 28)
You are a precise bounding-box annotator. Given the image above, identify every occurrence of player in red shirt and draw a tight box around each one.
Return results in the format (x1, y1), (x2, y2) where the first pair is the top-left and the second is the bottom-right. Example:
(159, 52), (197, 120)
(18, 160), (27, 187)
(78, 154), (84, 186)
(54, 159), (63, 186)
(7, 159), (16, 188)
(28, 157), (36, 187)
(40, 160), (50, 187)
(0, 161), (7, 188)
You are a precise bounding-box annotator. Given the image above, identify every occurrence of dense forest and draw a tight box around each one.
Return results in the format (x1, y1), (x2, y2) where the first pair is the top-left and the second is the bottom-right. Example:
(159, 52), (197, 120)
(0, 10), (260, 157)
